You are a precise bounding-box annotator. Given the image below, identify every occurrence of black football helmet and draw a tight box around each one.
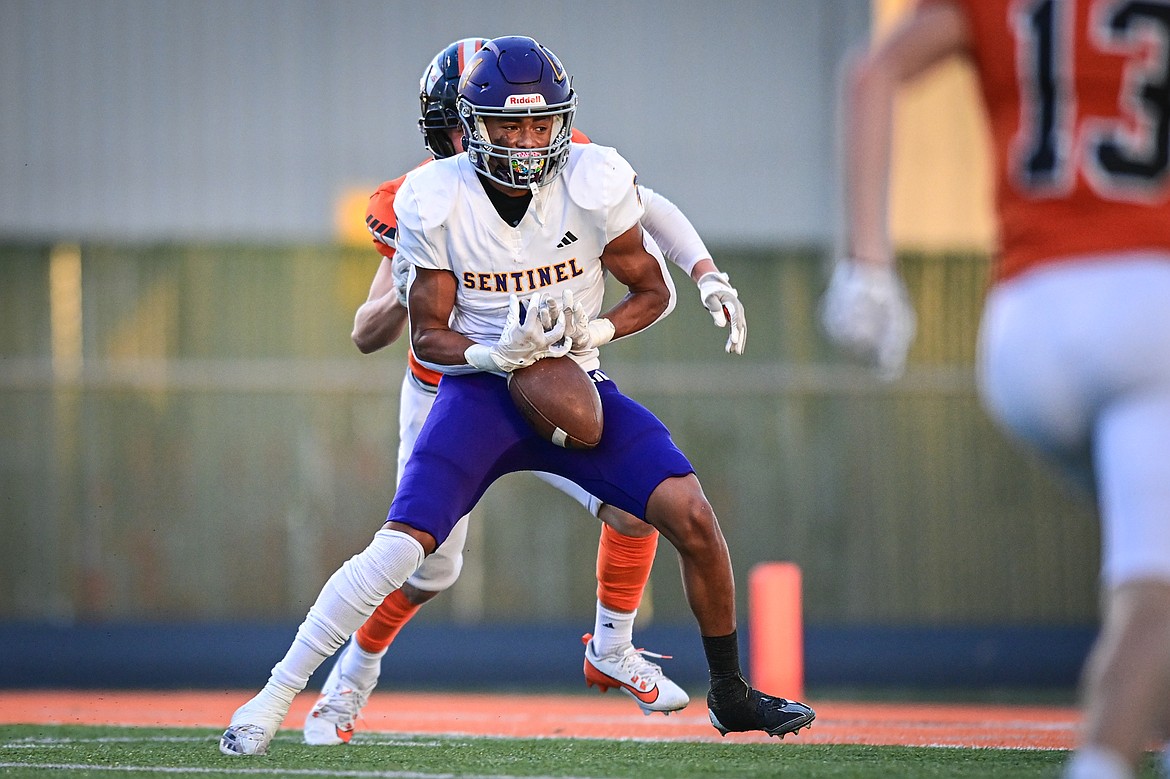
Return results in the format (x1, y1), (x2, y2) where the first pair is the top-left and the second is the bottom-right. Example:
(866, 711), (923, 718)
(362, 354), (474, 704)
(418, 38), (489, 159)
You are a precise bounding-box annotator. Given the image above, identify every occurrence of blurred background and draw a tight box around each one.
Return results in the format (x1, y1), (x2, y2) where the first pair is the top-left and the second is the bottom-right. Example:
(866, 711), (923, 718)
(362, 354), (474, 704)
(0, 0), (1097, 695)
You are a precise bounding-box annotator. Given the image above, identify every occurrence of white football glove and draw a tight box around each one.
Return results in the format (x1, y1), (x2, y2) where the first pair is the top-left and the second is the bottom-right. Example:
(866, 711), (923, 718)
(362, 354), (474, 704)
(535, 292), (561, 332)
(819, 258), (916, 380)
(561, 288), (615, 352)
(391, 253), (411, 307)
(465, 292), (570, 373)
(696, 271), (746, 355)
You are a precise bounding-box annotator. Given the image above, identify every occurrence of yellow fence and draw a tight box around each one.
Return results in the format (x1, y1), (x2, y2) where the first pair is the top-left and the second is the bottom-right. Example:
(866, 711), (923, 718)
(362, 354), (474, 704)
(0, 243), (1098, 628)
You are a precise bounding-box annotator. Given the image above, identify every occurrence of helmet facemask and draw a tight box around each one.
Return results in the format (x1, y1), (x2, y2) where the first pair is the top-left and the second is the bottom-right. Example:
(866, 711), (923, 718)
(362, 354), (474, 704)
(419, 103), (460, 159)
(458, 95), (576, 189)
(455, 36), (577, 190)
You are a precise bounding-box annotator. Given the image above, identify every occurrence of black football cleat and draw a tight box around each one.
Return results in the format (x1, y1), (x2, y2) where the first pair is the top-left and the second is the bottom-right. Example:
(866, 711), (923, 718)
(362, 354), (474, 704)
(706, 675), (815, 738)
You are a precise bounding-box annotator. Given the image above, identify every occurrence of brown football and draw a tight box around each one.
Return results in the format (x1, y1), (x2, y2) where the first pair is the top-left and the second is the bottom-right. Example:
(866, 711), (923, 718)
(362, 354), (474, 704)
(507, 356), (604, 449)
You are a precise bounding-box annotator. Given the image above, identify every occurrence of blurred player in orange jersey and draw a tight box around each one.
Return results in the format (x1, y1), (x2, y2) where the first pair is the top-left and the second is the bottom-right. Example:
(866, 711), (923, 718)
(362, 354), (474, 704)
(303, 38), (748, 746)
(820, 2), (1170, 777)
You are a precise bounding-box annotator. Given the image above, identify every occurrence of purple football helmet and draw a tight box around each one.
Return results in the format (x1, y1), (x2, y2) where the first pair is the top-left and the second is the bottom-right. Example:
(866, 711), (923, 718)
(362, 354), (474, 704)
(418, 38), (489, 159)
(456, 35), (577, 189)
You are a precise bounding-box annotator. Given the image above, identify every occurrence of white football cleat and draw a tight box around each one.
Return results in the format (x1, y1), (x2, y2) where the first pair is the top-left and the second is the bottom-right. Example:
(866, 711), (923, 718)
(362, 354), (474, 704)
(220, 692), (289, 756)
(304, 652), (374, 746)
(582, 633), (690, 715)
(219, 723), (274, 756)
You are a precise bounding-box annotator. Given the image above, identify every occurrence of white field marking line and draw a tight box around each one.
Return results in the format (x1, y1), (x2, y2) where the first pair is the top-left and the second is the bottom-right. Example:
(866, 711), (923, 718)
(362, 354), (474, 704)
(348, 728), (1067, 751)
(826, 717), (1077, 732)
(371, 709), (1071, 732)
(371, 712), (712, 726)
(920, 744), (1068, 752)
(4, 737), (210, 746)
(0, 729), (1070, 753)
(0, 764), (602, 779)
(3, 736), (444, 749)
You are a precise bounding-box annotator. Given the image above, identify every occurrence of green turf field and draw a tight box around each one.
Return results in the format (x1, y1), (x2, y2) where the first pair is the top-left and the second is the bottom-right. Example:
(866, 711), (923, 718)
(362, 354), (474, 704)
(4, 724), (1161, 779)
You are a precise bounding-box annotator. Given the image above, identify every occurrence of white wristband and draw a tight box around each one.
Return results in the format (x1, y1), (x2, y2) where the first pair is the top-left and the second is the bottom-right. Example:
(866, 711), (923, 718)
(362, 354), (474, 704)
(587, 318), (616, 348)
(464, 344), (503, 372)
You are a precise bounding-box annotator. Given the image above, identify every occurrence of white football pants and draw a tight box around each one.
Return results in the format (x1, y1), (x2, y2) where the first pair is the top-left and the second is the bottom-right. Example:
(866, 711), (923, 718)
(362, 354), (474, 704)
(978, 252), (1170, 588)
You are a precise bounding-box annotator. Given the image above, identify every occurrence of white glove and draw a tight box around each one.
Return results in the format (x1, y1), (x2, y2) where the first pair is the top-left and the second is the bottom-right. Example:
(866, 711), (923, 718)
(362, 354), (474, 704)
(465, 293), (570, 373)
(696, 271), (746, 355)
(819, 258), (916, 380)
(391, 253), (411, 307)
(561, 289), (615, 352)
(535, 292), (561, 332)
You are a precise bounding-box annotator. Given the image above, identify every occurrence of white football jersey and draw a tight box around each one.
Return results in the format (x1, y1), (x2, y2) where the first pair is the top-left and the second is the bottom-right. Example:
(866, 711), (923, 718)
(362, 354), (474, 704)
(394, 142), (669, 373)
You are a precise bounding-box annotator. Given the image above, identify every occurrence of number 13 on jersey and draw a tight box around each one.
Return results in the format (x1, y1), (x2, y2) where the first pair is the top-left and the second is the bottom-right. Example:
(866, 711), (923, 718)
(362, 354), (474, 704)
(1012, 0), (1170, 202)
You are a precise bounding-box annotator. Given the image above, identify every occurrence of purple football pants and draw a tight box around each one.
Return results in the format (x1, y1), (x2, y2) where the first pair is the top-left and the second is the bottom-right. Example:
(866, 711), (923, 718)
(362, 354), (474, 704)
(386, 369), (694, 546)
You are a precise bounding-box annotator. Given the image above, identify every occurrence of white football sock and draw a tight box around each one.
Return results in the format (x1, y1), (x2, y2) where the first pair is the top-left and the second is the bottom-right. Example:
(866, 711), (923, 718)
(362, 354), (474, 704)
(1062, 746), (1134, 779)
(265, 529), (424, 698)
(229, 678), (300, 728)
(337, 639), (387, 691)
(590, 601), (636, 657)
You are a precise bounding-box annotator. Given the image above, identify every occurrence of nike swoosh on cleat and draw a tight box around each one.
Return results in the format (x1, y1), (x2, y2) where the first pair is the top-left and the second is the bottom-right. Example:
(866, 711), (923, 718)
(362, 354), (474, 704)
(595, 670), (660, 704)
(624, 684), (660, 704)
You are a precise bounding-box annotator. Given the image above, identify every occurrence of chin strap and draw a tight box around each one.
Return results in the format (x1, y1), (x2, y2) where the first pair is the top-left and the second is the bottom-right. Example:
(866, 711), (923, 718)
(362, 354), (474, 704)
(529, 181), (547, 225)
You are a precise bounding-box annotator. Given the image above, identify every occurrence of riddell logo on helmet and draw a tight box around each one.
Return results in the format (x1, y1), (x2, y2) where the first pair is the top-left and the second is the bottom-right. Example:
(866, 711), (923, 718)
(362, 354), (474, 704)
(505, 94), (547, 108)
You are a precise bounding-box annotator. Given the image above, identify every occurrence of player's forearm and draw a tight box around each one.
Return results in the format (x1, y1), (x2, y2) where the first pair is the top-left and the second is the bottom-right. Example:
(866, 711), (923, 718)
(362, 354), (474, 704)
(601, 285), (674, 341)
(596, 223), (678, 342)
(845, 5), (968, 267)
(411, 326), (477, 367)
(352, 296), (408, 354)
(844, 53), (896, 267)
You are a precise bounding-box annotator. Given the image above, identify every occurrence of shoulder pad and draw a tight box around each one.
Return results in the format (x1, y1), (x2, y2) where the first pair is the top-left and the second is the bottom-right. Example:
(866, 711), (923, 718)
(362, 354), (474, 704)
(565, 143), (637, 213)
(397, 157), (462, 233)
(365, 174), (408, 249)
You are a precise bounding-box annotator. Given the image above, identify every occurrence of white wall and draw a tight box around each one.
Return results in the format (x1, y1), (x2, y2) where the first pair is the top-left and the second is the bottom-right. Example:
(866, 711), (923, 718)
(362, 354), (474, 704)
(0, 0), (869, 246)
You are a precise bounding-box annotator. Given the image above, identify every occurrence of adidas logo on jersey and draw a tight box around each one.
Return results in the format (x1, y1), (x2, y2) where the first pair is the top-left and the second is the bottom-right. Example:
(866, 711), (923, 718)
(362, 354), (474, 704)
(556, 231), (578, 248)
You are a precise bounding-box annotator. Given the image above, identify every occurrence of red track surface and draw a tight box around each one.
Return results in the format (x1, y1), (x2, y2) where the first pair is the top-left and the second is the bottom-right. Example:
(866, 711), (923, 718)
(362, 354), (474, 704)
(0, 690), (1078, 750)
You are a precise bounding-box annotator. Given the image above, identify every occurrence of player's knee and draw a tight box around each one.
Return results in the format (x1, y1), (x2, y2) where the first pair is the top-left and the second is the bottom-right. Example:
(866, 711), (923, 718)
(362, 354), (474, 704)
(647, 480), (720, 552)
(386, 520), (437, 555)
(675, 498), (720, 551)
(401, 581), (443, 606)
(405, 549), (463, 593)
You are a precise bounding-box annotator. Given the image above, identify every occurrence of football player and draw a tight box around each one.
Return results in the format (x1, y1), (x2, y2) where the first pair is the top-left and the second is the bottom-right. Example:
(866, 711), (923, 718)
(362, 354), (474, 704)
(221, 35), (812, 756)
(820, 2), (1170, 778)
(303, 37), (746, 745)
